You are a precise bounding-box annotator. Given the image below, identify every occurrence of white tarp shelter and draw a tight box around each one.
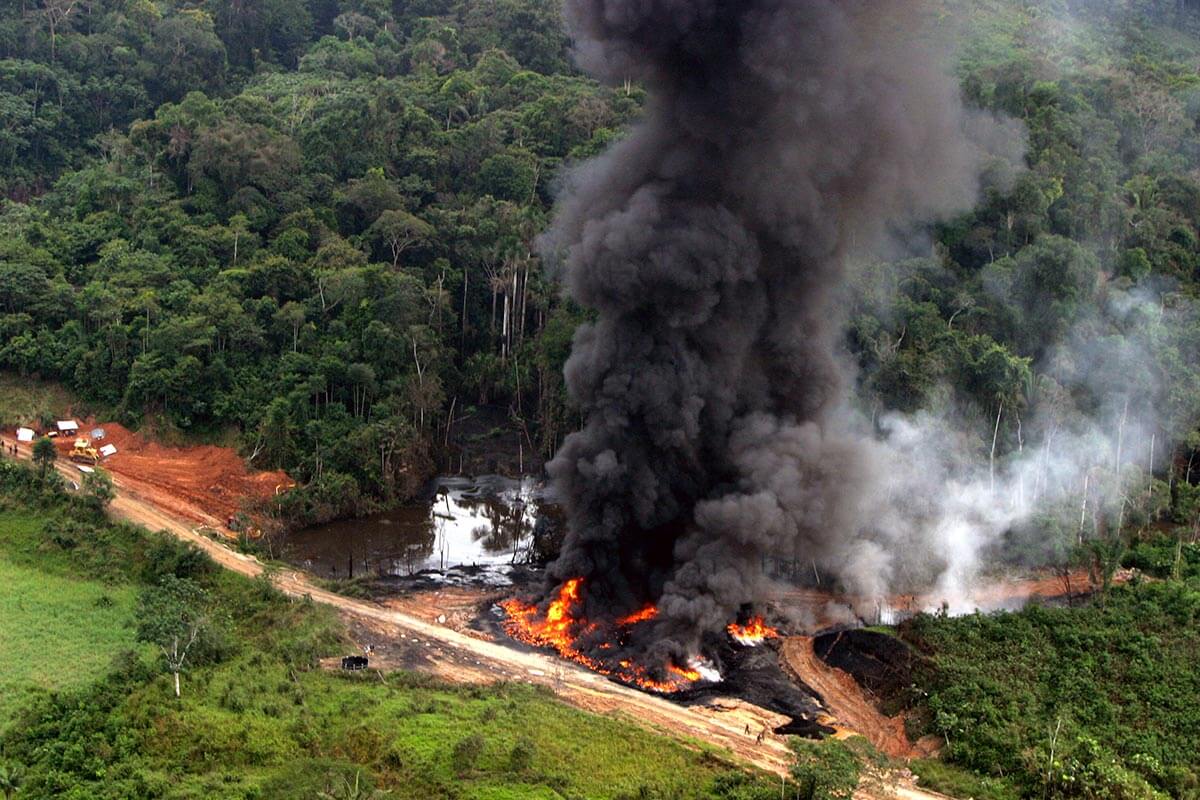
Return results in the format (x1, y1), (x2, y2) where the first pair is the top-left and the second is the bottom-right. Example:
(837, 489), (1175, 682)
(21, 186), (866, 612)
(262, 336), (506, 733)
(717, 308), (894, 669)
(90, 428), (105, 440)
(56, 420), (79, 433)
(16, 428), (34, 442)
(99, 444), (117, 458)
(76, 465), (95, 474)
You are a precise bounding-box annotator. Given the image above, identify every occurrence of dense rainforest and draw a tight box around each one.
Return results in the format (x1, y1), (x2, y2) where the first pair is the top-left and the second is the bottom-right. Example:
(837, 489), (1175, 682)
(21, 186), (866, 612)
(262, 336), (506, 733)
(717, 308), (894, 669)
(4, 0), (1200, 539)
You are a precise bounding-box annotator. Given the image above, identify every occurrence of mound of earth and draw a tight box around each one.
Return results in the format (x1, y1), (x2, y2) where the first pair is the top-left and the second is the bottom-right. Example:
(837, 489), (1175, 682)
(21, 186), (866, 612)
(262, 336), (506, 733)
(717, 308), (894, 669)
(812, 629), (916, 705)
(782, 634), (918, 759)
(54, 422), (292, 528)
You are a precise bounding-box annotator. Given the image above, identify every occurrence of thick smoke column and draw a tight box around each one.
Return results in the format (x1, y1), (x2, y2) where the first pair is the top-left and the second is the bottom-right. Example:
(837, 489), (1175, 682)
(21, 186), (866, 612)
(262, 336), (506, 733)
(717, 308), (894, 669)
(543, 0), (994, 666)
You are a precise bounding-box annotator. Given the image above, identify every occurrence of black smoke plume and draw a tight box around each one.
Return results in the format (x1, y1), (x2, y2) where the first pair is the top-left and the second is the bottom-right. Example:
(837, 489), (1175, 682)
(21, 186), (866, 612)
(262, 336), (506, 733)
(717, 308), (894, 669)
(541, 0), (995, 668)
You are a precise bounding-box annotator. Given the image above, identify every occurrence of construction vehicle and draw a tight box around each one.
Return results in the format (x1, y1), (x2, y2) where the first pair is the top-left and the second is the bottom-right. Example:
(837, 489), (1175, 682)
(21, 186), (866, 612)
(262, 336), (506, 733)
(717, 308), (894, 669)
(226, 513), (264, 540)
(69, 437), (101, 466)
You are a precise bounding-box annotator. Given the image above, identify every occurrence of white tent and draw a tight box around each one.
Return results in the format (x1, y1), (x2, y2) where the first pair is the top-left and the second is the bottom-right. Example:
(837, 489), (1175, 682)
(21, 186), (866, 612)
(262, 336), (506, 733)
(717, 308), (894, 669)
(16, 428), (34, 442)
(99, 444), (117, 458)
(56, 420), (79, 433)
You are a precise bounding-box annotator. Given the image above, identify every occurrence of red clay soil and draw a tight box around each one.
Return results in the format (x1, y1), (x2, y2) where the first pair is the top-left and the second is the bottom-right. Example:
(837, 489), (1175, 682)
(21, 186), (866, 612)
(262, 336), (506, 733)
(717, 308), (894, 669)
(774, 568), (1109, 633)
(781, 636), (925, 760)
(43, 422), (292, 530)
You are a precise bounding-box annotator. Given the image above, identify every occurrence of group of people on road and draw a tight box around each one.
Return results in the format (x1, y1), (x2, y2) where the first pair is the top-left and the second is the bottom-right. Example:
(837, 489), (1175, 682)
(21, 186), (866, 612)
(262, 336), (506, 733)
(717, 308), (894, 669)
(743, 723), (770, 744)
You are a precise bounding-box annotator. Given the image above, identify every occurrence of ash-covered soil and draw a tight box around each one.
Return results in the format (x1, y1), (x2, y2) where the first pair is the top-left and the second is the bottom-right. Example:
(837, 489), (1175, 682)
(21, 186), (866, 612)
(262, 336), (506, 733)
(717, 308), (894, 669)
(813, 628), (917, 706)
(675, 640), (833, 738)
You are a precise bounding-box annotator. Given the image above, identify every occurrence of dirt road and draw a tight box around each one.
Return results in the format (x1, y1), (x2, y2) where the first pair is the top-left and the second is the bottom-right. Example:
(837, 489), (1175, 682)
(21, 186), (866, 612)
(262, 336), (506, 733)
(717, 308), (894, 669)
(3, 435), (954, 798)
(781, 637), (918, 759)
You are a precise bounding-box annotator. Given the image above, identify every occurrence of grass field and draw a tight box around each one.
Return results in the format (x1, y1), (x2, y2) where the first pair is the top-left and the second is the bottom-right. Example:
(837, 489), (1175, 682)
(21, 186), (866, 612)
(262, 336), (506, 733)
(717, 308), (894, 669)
(143, 662), (764, 799)
(0, 513), (138, 729)
(0, 558), (138, 728)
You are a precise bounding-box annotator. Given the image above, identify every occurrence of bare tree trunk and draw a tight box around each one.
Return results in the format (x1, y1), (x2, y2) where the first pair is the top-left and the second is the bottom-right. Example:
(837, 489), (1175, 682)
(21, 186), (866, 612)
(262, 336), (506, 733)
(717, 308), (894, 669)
(1147, 433), (1157, 509)
(518, 261), (529, 347)
(513, 355), (521, 417)
(461, 269), (468, 352)
(412, 337), (425, 429)
(990, 401), (1004, 493)
(507, 269), (518, 357)
(1115, 397), (1129, 471)
(500, 292), (510, 362)
(1045, 717), (1062, 799)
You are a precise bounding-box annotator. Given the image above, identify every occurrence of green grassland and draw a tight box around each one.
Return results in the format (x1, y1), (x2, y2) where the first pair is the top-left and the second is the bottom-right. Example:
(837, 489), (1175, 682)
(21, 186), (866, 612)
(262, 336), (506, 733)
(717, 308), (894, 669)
(0, 507), (141, 730)
(0, 553), (138, 730)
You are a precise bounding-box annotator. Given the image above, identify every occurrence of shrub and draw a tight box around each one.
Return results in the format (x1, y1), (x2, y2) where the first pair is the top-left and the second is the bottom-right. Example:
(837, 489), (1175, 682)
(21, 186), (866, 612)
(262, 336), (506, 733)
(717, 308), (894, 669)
(790, 739), (860, 800)
(451, 733), (485, 774)
(507, 736), (535, 773)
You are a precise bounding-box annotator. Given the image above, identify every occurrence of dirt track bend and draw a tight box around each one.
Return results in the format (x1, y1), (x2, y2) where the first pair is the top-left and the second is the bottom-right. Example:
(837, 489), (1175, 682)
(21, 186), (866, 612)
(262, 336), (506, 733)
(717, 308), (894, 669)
(4, 435), (953, 799)
(781, 637), (917, 760)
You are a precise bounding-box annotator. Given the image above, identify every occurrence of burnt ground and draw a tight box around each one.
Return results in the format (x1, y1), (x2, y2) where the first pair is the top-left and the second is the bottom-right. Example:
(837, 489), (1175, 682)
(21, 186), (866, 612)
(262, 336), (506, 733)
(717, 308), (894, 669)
(352, 568), (834, 737)
(351, 568), (914, 743)
(814, 628), (918, 711)
(344, 562), (1106, 760)
(676, 641), (834, 738)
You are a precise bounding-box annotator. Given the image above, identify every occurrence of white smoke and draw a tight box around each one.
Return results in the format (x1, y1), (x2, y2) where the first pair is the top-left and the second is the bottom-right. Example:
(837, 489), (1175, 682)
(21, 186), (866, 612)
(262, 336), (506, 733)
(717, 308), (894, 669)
(829, 283), (1192, 614)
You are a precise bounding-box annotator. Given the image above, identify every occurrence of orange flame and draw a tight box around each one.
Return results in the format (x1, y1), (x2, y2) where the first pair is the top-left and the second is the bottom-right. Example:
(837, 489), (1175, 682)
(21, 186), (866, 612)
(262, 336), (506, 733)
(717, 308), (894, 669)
(726, 616), (779, 645)
(616, 604), (658, 625)
(668, 664), (702, 681)
(500, 579), (706, 693)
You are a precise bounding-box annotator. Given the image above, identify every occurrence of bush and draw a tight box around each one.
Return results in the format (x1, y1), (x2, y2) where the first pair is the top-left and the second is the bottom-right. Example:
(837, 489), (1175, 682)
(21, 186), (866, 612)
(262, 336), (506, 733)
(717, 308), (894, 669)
(451, 733), (485, 774)
(81, 468), (115, 510)
(903, 581), (1200, 796)
(706, 771), (777, 799)
(909, 759), (1020, 800)
(507, 736), (535, 773)
(790, 739), (860, 800)
(140, 536), (215, 584)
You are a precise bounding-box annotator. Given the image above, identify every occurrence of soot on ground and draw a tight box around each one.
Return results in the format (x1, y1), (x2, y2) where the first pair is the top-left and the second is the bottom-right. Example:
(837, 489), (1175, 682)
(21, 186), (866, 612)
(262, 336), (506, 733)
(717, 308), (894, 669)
(675, 639), (833, 739)
(479, 590), (832, 738)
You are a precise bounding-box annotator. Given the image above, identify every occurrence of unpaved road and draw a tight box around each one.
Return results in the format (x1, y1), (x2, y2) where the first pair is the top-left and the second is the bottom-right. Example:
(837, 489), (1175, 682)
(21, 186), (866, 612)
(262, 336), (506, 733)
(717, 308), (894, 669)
(4, 435), (954, 799)
(781, 637), (924, 760)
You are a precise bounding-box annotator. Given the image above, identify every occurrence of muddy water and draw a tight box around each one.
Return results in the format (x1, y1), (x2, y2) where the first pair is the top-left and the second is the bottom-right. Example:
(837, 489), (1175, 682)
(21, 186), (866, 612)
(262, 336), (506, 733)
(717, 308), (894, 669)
(282, 476), (551, 579)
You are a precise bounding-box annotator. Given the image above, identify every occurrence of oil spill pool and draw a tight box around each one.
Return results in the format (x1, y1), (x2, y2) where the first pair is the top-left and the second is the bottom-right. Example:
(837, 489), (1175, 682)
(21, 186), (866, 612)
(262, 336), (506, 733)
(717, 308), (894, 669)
(282, 475), (550, 578)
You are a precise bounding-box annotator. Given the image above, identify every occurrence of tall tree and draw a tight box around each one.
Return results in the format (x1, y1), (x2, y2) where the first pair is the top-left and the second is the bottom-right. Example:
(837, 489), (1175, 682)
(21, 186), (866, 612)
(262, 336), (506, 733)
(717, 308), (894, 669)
(135, 575), (211, 699)
(31, 436), (55, 478)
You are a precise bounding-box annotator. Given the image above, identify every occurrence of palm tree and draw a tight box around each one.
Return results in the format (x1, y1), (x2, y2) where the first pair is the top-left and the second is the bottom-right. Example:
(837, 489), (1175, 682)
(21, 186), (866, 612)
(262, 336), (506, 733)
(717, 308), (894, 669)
(318, 771), (389, 800)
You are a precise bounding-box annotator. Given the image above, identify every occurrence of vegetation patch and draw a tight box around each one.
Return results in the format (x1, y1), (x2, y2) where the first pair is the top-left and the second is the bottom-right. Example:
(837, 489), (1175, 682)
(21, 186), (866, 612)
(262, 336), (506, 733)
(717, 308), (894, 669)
(0, 375), (77, 430)
(902, 579), (1200, 799)
(0, 545), (137, 730)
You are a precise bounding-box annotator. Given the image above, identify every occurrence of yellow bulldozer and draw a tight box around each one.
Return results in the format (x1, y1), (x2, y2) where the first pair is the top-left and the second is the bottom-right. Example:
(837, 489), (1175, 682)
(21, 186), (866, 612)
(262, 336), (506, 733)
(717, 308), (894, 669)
(69, 437), (100, 466)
